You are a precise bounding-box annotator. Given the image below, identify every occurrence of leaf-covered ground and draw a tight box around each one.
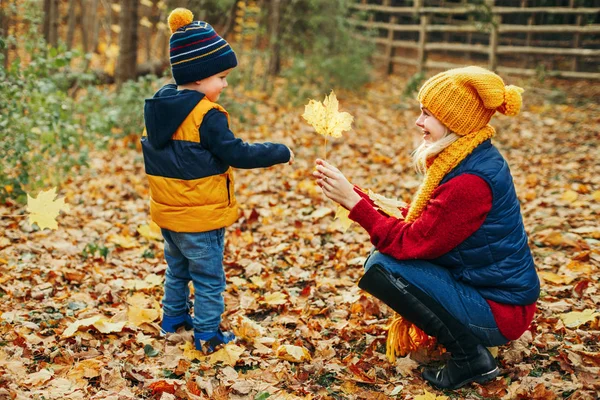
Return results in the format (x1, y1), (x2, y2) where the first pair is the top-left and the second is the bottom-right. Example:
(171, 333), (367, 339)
(0, 73), (599, 400)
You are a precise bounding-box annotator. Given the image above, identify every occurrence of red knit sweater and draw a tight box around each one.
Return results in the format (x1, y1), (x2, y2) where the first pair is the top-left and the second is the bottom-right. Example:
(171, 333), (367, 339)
(349, 174), (536, 340)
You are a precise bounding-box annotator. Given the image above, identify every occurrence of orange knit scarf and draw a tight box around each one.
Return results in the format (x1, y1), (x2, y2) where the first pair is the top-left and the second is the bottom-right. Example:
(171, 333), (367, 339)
(385, 124), (496, 362)
(405, 125), (496, 222)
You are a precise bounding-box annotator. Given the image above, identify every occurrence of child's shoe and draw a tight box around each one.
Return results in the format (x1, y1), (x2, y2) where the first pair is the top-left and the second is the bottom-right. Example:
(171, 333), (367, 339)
(194, 329), (236, 353)
(160, 313), (193, 334)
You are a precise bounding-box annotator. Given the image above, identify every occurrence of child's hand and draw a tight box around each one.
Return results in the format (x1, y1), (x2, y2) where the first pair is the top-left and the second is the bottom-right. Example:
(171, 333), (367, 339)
(313, 159), (361, 210)
(287, 148), (295, 165)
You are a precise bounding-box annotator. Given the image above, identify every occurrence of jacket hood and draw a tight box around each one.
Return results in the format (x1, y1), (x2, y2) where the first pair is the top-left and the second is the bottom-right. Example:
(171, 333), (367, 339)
(144, 84), (204, 149)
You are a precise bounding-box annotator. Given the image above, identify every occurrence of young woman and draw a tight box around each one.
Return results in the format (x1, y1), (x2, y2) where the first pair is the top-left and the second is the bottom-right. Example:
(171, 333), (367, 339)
(313, 66), (539, 390)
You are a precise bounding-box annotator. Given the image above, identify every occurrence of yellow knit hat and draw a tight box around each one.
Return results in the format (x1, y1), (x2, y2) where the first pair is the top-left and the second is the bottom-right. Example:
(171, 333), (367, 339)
(417, 66), (524, 136)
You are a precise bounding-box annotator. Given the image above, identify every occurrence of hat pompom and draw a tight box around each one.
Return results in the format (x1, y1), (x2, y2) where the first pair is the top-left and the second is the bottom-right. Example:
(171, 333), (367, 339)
(168, 8), (194, 33)
(497, 85), (524, 116)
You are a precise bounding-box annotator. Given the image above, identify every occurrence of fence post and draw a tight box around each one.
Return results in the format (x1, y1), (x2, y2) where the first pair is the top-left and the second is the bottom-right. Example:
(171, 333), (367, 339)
(487, 0), (499, 71)
(570, 0), (581, 72)
(520, 0), (533, 68)
(416, 0), (428, 74)
(383, 0), (397, 74)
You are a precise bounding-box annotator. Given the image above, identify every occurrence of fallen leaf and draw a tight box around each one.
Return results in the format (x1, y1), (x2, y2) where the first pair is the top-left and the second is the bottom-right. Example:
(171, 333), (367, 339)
(67, 358), (103, 385)
(414, 389), (448, 400)
(107, 234), (139, 249)
(208, 344), (245, 366)
(233, 315), (265, 341)
(62, 315), (127, 337)
(561, 190), (579, 203)
(261, 291), (288, 306)
(311, 206), (333, 220)
(124, 274), (162, 290)
(275, 344), (311, 362)
(538, 271), (576, 285)
(181, 341), (204, 361)
(148, 380), (176, 395)
(560, 309), (600, 328)
(128, 306), (160, 326)
(26, 187), (70, 230)
(137, 221), (163, 241)
(23, 368), (54, 386)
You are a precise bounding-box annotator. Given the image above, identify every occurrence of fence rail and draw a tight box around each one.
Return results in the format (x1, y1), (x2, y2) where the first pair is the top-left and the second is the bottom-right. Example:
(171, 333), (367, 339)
(350, 0), (600, 79)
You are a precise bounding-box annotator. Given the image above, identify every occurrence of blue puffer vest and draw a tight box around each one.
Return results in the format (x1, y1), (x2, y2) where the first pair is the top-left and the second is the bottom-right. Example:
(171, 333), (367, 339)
(433, 140), (539, 305)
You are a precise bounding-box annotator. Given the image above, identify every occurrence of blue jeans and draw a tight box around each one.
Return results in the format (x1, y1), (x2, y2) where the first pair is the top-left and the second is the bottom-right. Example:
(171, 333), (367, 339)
(161, 228), (226, 332)
(365, 251), (508, 347)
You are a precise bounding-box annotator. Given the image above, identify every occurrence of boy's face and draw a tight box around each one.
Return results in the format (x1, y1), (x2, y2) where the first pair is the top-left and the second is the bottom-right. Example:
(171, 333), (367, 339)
(196, 68), (233, 102)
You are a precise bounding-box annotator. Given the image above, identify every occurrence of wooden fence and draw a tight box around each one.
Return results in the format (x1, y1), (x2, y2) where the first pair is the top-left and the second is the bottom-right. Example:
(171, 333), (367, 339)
(349, 0), (600, 79)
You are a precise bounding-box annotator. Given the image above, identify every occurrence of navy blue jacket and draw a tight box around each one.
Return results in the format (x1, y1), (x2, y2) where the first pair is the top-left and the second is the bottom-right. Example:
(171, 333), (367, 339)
(141, 84), (290, 232)
(433, 140), (540, 305)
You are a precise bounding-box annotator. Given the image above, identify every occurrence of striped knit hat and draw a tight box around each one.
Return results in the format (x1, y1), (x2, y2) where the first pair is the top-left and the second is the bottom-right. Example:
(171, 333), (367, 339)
(167, 8), (238, 85)
(417, 66), (524, 136)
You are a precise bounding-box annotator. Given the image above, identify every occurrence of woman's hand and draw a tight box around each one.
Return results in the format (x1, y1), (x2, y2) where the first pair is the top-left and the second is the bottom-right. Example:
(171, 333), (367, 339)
(313, 159), (362, 210)
(287, 148), (295, 165)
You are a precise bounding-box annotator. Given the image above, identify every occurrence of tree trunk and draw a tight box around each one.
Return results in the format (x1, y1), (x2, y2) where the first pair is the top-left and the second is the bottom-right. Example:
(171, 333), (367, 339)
(48, 0), (60, 47)
(104, 0), (113, 47)
(66, 0), (77, 48)
(267, 0), (282, 76)
(116, 0), (138, 86)
(90, 0), (100, 52)
(79, 0), (89, 51)
(220, 1), (238, 40)
(0, 2), (10, 68)
(145, 0), (159, 64)
(43, 0), (51, 43)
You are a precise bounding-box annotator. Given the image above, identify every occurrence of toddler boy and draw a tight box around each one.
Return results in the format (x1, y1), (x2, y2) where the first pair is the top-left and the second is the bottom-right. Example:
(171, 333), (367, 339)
(141, 7), (294, 352)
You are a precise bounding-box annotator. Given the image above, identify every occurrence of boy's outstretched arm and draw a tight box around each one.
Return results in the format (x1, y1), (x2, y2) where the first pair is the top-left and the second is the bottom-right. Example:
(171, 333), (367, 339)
(200, 110), (292, 169)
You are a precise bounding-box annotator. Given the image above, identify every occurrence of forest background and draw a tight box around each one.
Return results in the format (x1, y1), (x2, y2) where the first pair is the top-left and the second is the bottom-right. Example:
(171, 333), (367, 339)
(0, 0), (599, 399)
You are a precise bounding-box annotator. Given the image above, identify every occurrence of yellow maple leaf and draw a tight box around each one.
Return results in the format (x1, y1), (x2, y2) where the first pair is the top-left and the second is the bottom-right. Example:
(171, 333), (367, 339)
(180, 342), (244, 365)
(261, 291), (288, 306)
(124, 273), (163, 290)
(414, 390), (449, 400)
(128, 306), (160, 326)
(332, 205), (353, 232)
(181, 341), (204, 360)
(302, 90), (353, 138)
(107, 234), (139, 249)
(538, 271), (576, 285)
(560, 309), (600, 328)
(233, 315), (265, 342)
(208, 343), (245, 366)
(62, 315), (126, 337)
(276, 344), (312, 363)
(366, 189), (407, 219)
(26, 187), (70, 230)
(137, 221), (163, 241)
(67, 358), (103, 385)
(561, 190), (579, 203)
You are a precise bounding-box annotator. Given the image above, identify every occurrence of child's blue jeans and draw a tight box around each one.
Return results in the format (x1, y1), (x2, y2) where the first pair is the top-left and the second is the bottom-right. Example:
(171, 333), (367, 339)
(161, 228), (226, 332)
(365, 250), (508, 347)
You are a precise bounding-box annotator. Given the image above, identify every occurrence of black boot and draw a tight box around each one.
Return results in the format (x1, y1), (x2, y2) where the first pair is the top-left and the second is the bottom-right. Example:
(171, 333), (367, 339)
(358, 264), (499, 390)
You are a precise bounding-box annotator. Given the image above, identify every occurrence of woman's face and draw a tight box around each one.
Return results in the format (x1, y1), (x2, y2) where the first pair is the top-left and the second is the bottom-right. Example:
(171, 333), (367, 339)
(415, 104), (447, 143)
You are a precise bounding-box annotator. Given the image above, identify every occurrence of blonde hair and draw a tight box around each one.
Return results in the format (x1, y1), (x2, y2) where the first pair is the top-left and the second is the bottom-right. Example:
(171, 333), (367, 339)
(412, 131), (461, 174)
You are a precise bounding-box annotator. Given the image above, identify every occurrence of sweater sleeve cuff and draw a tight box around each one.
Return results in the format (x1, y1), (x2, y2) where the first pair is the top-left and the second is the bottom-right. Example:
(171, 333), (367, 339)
(354, 186), (376, 207)
(348, 198), (385, 232)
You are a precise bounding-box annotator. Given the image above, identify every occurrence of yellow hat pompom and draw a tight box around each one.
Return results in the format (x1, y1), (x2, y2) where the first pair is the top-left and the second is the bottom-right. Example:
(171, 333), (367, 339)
(497, 85), (524, 116)
(168, 8), (194, 33)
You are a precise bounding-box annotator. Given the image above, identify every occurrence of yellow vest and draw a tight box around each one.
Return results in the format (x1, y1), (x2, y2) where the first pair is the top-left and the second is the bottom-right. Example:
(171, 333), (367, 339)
(143, 98), (239, 232)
